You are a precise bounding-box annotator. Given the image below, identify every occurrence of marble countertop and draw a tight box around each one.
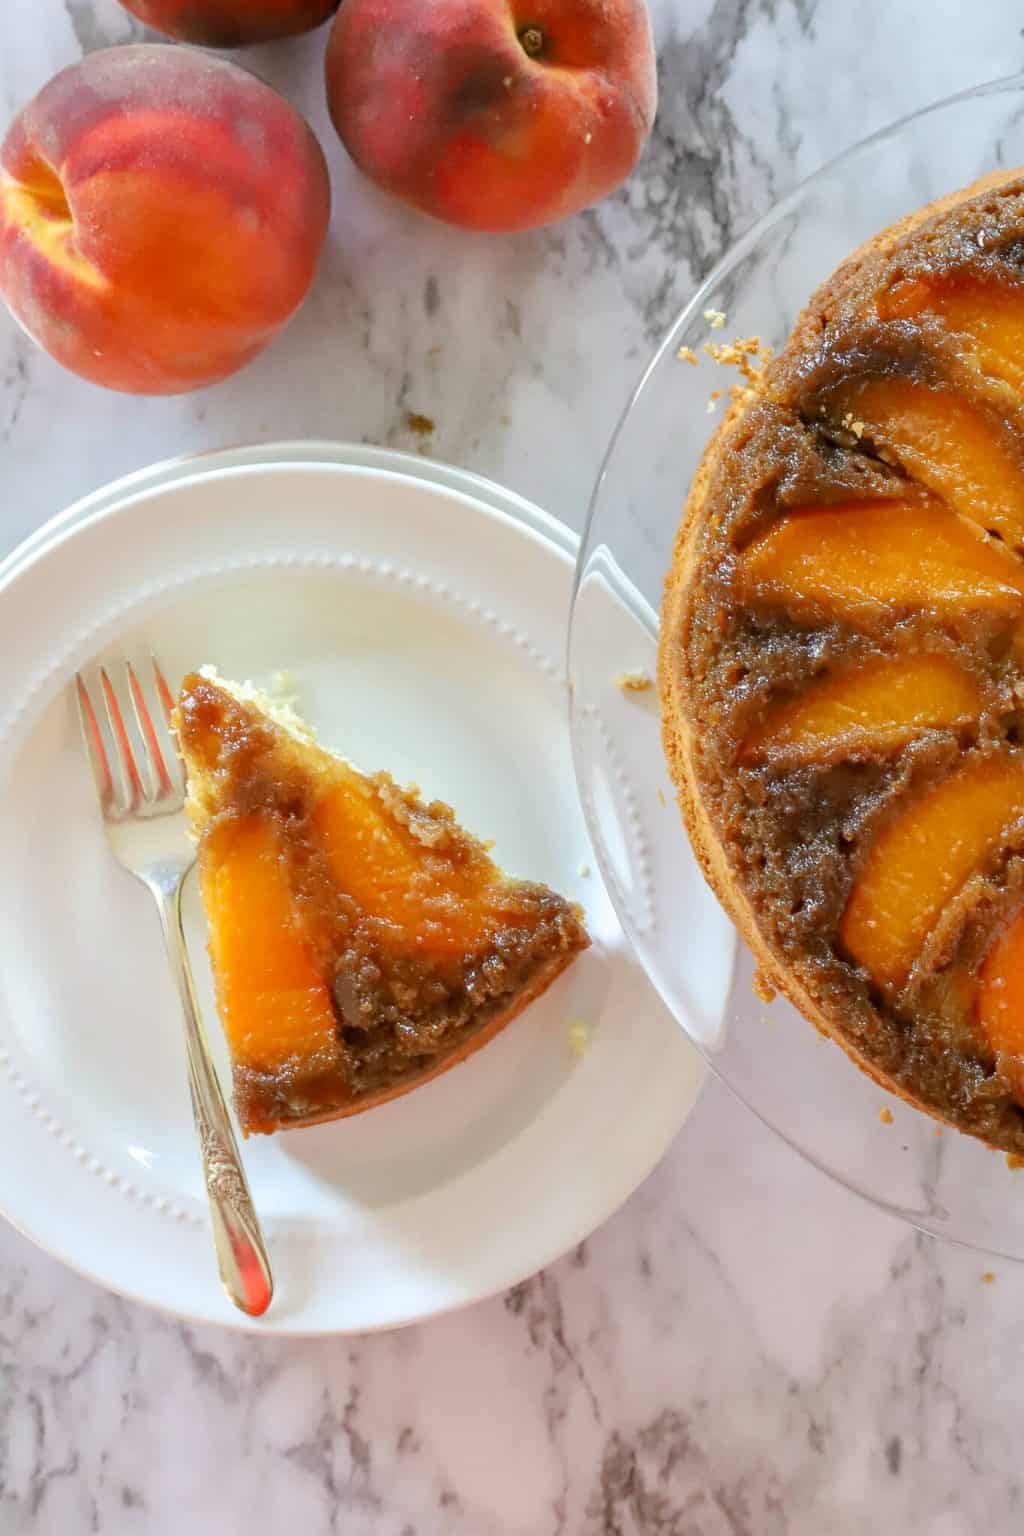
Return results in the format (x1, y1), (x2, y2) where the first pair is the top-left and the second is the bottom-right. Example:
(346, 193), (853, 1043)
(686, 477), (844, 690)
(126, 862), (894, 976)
(4, 2), (1024, 1532)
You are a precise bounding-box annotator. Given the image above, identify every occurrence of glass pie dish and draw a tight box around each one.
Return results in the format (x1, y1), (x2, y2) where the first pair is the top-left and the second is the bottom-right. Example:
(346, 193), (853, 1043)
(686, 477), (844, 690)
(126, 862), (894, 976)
(568, 75), (1024, 1261)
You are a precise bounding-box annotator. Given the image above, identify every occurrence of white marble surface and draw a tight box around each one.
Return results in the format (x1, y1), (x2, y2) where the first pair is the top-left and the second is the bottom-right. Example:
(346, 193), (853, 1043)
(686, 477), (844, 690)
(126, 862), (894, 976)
(3, 2), (1024, 1532)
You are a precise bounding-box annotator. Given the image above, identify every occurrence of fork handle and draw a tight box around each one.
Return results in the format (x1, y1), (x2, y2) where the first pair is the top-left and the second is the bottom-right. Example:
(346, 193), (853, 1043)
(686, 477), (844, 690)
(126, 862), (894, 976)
(154, 877), (274, 1318)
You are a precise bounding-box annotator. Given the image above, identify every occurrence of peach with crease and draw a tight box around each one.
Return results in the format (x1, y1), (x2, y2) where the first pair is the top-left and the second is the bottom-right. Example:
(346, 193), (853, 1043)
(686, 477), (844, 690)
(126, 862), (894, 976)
(0, 46), (330, 394)
(324, 0), (656, 232)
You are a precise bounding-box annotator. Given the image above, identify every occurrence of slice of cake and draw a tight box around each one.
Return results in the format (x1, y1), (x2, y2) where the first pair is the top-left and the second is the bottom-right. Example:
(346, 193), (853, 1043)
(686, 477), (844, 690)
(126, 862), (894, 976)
(174, 670), (589, 1134)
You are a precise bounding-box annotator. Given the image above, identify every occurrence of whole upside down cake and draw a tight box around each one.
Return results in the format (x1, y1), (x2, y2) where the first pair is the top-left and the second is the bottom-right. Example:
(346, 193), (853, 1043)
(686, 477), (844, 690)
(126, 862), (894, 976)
(660, 169), (1024, 1154)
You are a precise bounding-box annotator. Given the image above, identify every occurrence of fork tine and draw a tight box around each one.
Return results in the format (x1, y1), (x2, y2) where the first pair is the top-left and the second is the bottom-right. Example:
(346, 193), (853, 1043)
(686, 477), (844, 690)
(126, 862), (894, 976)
(75, 673), (119, 818)
(100, 667), (146, 812)
(152, 657), (176, 728)
(151, 657), (187, 795)
(126, 662), (175, 800)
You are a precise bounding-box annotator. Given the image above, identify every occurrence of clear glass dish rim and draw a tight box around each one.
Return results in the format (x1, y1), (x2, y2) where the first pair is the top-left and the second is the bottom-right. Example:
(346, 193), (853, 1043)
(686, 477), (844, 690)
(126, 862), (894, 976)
(568, 70), (1024, 1260)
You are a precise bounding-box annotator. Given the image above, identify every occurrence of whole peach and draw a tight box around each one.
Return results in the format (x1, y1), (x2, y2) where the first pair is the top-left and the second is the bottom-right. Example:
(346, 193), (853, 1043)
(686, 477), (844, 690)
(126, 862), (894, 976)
(324, 0), (657, 232)
(0, 46), (330, 394)
(118, 0), (340, 46)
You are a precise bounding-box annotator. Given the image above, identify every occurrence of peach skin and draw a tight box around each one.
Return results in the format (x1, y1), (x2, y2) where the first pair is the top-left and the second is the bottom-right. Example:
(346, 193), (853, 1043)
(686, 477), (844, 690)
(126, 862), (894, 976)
(324, 0), (657, 232)
(0, 46), (331, 395)
(117, 0), (340, 46)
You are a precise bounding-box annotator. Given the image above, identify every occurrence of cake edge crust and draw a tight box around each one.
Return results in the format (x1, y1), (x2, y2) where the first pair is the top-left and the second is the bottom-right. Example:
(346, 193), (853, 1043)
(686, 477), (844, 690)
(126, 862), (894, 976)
(274, 945), (583, 1131)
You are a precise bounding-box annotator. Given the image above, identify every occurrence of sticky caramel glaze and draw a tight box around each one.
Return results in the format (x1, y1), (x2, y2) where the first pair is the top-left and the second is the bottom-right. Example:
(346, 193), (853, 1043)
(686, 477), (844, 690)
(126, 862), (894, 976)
(660, 171), (1024, 1152)
(176, 675), (588, 1134)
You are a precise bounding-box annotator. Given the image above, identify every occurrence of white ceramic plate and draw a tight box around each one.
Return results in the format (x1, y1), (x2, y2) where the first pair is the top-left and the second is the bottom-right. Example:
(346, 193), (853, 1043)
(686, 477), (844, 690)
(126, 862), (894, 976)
(0, 445), (723, 1333)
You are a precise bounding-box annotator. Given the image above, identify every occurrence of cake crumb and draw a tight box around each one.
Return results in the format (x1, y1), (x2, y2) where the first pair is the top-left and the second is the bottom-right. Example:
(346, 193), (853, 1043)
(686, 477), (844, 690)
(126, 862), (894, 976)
(657, 787), (667, 808)
(703, 335), (773, 386)
(934, 1125), (944, 1137)
(752, 969), (776, 1004)
(879, 1107), (894, 1125)
(982, 1271), (996, 1284)
(269, 670), (301, 710)
(615, 670), (653, 693)
(406, 411), (435, 438)
(728, 382), (758, 407)
(577, 861), (591, 878)
(704, 307), (727, 329)
(568, 1020), (591, 1057)
(677, 345), (699, 365)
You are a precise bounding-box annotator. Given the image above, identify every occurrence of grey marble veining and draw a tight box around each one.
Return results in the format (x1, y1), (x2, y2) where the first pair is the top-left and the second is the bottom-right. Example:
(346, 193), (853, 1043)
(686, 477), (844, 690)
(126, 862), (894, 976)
(4, 2), (1024, 1532)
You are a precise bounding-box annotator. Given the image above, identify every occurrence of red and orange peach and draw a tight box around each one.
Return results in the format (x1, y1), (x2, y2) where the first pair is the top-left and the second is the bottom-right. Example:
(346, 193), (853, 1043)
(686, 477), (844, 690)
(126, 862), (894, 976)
(117, 0), (340, 46)
(0, 46), (330, 394)
(325, 0), (657, 232)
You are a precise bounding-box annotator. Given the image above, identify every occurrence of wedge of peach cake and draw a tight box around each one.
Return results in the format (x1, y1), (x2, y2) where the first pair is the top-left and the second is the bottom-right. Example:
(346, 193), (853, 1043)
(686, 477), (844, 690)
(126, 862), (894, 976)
(174, 671), (588, 1134)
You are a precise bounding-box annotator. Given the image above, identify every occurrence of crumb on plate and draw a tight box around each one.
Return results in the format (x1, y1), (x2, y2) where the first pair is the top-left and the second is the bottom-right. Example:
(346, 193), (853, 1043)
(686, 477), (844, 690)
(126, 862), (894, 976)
(704, 307), (726, 329)
(752, 969), (776, 1004)
(568, 1019), (591, 1057)
(614, 670), (653, 693)
(269, 670), (301, 709)
(879, 1107), (894, 1125)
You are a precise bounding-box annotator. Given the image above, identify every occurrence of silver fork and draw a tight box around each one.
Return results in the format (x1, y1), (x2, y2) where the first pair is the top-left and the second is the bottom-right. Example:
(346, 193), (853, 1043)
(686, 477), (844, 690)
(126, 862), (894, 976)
(75, 659), (273, 1318)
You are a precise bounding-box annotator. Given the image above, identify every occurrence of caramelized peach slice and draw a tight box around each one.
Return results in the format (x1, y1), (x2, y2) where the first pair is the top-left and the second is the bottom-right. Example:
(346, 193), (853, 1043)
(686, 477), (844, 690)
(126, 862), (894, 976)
(740, 653), (981, 765)
(826, 375), (1024, 546)
(737, 499), (1024, 627)
(840, 755), (1024, 991)
(314, 777), (541, 959)
(878, 273), (1024, 394)
(201, 815), (340, 1074)
(977, 908), (1024, 1062)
